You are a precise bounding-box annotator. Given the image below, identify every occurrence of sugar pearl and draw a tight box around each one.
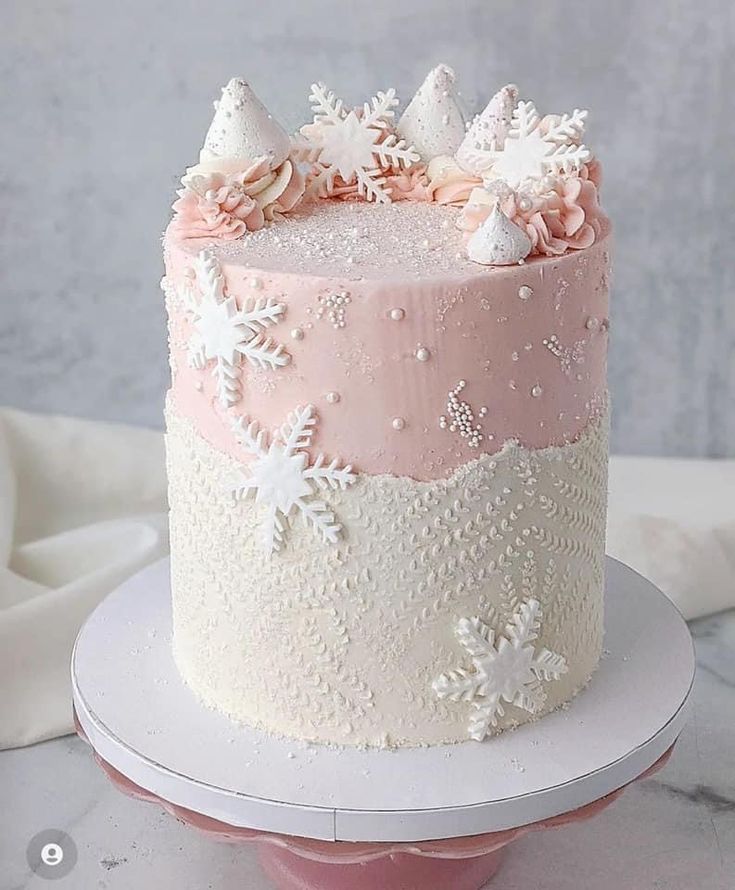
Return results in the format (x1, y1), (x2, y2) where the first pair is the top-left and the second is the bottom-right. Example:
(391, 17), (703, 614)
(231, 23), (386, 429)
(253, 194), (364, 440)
(518, 285), (533, 301)
(291, 327), (304, 340)
(392, 417), (406, 430)
(586, 316), (601, 331)
(389, 307), (405, 321)
(531, 384), (543, 398)
(326, 391), (340, 404)
(250, 277), (263, 290)
(415, 347), (431, 362)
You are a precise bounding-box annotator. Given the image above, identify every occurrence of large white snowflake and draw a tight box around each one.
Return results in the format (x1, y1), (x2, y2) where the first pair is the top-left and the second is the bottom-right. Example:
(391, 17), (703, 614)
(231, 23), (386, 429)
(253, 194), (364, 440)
(178, 250), (289, 407)
(230, 404), (356, 555)
(433, 599), (568, 741)
(461, 100), (591, 189)
(294, 83), (420, 204)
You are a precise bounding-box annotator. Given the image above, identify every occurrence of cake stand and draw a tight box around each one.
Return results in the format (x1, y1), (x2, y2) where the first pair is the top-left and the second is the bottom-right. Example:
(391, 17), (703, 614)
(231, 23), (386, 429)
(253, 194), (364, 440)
(72, 557), (694, 890)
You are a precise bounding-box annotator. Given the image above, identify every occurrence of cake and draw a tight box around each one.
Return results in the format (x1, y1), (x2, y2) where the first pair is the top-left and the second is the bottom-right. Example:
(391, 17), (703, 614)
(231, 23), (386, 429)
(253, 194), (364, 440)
(162, 67), (610, 748)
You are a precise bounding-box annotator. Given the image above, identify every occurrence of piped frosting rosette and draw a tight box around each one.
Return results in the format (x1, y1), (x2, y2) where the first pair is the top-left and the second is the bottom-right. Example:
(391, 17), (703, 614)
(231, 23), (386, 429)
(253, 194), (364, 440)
(172, 78), (305, 239)
(447, 88), (606, 258)
(456, 161), (603, 256)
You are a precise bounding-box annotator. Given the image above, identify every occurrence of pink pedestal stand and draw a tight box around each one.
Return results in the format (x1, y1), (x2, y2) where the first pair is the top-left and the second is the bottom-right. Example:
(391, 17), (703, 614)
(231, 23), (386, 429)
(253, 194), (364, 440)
(75, 715), (671, 890)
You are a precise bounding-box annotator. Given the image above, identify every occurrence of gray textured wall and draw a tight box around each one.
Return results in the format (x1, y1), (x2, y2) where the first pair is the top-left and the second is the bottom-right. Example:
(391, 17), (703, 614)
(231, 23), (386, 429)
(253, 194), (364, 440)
(2, 0), (734, 456)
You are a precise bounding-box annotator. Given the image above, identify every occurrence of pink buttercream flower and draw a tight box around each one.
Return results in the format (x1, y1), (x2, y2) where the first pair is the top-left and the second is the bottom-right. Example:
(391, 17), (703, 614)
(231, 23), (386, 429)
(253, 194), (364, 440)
(328, 165), (430, 203)
(171, 157), (305, 239)
(425, 157), (483, 206)
(456, 164), (606, 257)
(384, 165), (430, 202)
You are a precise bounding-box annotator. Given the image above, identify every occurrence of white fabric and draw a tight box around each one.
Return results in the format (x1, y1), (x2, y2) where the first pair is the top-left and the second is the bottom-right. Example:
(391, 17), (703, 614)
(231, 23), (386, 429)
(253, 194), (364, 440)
(607, 456), (735, 620)
(0, 406), (733, 750)
(0, 408), (168, 750)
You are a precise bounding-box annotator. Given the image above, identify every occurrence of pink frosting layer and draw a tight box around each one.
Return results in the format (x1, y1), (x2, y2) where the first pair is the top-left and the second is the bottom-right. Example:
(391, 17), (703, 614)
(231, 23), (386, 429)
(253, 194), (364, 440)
(165, 224), (610, 481)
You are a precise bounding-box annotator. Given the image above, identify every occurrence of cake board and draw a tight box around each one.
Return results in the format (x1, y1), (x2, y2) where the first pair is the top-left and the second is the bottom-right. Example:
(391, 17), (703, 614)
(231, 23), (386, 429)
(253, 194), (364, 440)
(72, 557), (694, 888)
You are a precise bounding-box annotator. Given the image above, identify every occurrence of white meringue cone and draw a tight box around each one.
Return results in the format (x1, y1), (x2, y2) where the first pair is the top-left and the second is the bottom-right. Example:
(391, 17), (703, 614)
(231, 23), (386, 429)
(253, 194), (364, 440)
(456, 84), (519, 174)
(467, 203), (531, 266)
(396, 64), (466, 161)
(200, 78), (292, 170)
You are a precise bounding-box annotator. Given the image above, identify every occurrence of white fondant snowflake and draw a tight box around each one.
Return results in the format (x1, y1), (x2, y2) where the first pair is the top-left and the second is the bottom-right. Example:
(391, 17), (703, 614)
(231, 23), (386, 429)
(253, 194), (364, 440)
(230, 404), (356, 555)
(462, 100), (591, 189)
(293, 83), (420, 203)
(433, 599), (568, 741)
(179, 250), (289, 407)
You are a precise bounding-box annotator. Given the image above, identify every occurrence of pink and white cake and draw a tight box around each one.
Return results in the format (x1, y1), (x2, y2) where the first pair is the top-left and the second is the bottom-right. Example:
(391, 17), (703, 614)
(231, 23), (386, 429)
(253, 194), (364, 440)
(162, 67), (610, 747)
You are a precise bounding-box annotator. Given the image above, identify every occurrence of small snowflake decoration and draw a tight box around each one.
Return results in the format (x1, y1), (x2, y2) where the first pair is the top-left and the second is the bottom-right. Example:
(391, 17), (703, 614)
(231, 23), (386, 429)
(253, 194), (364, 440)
(178, 250), (289, 406)
(433, 599), (568, 741)
(462, 99), (591, 189)
(294, 83), (420, 204)
(230, 404), (356, 555)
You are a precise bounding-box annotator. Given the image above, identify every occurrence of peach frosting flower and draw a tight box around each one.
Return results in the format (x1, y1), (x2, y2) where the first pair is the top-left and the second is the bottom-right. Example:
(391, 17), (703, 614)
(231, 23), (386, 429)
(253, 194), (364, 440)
(457, 162), (605, 257)
(172, 157), (305, 240)
(329, 165), (431, 202)
(425, 156), (482, 206)
(329, 155), (482, 205)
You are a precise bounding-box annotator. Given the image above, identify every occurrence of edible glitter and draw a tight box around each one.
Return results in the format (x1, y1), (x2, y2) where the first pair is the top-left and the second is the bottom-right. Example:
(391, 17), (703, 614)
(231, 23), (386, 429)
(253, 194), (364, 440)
(199, 202), (486, 280)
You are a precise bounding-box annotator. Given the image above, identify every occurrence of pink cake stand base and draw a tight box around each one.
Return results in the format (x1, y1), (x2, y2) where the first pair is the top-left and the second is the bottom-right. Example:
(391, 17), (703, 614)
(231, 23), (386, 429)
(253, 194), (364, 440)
(75, 712), (673, 890)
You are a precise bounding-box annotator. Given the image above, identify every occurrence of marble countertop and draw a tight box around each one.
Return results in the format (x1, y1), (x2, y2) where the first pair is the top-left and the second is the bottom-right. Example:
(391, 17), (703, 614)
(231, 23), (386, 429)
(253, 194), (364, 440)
(1, 611), (733, 890)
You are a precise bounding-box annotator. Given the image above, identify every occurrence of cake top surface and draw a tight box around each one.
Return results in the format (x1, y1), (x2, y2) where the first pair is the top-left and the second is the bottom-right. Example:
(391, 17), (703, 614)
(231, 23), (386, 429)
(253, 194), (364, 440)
(176, 200), (609, 281)
(178, 201), (489, 280)
(167, 66), (608, 272)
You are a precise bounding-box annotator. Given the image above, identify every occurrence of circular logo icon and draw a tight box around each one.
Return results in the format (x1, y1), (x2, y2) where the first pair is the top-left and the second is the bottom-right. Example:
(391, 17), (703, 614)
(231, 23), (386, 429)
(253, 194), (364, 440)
(27, 830), (77, 880)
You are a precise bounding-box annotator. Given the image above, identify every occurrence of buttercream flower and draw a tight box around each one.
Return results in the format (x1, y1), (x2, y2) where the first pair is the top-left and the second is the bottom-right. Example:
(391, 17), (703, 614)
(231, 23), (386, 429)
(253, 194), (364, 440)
(425, 156), (482, 206)
(456, 164), (605, 257)
(384, 165), (430, 202)
(172, 157), (305, 239)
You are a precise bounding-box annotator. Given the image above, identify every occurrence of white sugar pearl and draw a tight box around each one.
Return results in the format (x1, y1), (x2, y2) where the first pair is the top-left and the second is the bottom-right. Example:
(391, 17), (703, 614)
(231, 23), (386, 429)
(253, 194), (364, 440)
(531, 384), (543, 398)
(518, 285), (533, 301)
(415, 347), (430, 362)
(250, 277), (263, 290)
(389, 308), (405, 321)
(392, 417), (406, 431)
(326, 391), (340, 404)
(291, 327), (304, 340)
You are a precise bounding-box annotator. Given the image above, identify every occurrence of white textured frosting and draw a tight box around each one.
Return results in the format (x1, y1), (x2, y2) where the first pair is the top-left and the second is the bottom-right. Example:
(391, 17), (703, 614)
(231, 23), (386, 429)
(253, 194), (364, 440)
(396, 64), (466, 162)
(166, 399), (607, 748)
(467, 203), (532, 266)
(200, 77), (291, 169)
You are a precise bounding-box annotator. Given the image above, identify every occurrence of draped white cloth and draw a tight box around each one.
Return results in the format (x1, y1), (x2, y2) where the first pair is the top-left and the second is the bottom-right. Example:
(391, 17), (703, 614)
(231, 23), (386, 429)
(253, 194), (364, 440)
(1, 406), (732, 749)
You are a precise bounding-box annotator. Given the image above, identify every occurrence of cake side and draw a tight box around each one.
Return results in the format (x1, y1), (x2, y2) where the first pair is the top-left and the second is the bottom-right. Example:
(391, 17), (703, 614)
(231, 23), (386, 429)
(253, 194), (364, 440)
(162, 68), (611, 747)
(166, 394), (606, 747)
(163, 205), (610, 481)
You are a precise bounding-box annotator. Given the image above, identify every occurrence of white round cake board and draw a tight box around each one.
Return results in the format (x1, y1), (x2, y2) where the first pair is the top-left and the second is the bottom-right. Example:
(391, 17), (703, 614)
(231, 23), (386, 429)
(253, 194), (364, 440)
(72, 557), (694, 843)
